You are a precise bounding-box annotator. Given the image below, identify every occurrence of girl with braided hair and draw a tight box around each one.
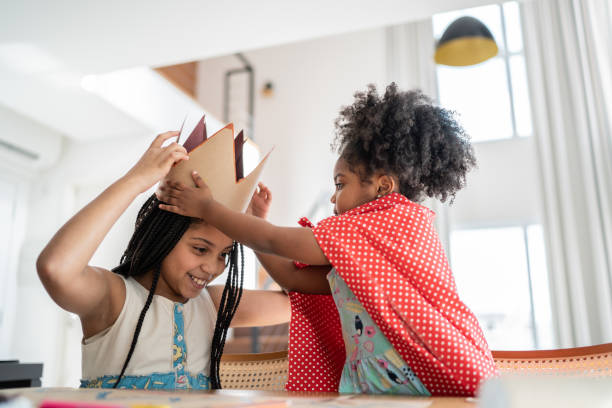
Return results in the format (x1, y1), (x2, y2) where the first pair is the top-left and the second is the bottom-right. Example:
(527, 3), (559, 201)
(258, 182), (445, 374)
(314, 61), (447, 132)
(37, 131), (289, 390)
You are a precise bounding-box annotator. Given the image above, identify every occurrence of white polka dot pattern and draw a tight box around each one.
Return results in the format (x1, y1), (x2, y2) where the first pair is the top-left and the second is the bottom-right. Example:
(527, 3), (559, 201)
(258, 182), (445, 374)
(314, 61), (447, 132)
(286, 193), (497, 396)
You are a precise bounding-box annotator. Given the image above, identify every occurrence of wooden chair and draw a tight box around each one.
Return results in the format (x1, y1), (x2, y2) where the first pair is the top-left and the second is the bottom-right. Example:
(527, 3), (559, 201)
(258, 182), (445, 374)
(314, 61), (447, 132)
(220, 351), (289, 391)
(219, 343), (612, 390)
(492, 343), (612, 377)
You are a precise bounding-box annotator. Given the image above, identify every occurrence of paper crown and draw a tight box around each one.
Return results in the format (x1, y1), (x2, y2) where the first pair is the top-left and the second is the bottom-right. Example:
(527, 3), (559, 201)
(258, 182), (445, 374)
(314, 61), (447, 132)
(162, 115), (270, 213)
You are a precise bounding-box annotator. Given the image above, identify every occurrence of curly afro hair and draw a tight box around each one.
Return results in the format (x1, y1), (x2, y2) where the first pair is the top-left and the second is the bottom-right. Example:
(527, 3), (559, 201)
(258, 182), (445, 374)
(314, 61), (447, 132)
(333, 83), (476, 203)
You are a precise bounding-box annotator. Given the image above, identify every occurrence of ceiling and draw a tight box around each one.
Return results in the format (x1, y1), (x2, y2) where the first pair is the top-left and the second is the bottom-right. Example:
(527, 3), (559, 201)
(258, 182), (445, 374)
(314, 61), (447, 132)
(0, 0), (498, 142)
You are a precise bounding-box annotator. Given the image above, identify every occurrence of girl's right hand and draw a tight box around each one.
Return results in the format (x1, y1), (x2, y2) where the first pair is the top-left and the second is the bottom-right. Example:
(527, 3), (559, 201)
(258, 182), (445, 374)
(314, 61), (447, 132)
(124, 131), (189, 193)
(247, 182), (272, 219)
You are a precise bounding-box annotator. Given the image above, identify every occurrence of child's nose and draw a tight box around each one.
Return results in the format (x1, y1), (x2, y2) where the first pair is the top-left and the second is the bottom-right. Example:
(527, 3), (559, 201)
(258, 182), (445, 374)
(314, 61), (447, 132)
(330, 193), (336, 204)
(199, 264), (214, 278)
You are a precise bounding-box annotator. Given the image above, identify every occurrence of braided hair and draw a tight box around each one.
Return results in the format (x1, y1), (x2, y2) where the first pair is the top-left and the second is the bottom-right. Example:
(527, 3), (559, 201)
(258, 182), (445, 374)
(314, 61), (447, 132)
(111, 194), (244, 389)
(209, 241), (244, 389)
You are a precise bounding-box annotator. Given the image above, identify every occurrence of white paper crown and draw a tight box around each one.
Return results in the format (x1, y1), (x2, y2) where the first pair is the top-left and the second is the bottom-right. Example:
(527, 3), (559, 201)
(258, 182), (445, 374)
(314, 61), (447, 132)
(162, 115), (271, 213)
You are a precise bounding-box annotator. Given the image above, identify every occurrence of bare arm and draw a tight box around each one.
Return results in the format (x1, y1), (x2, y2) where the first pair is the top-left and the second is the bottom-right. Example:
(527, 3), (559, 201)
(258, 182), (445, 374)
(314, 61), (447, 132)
(38, 177), (142, 318)
(208, 286), (291, 327)
(203, 182), (330, 297)
(255, 252), (331, 295)
(37, 132), (187, 332)
(158, 173), (329, 265)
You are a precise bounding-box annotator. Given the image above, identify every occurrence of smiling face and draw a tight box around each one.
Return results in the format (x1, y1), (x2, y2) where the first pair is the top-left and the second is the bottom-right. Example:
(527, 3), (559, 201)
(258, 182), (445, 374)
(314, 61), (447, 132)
(145, 221), (233, 302)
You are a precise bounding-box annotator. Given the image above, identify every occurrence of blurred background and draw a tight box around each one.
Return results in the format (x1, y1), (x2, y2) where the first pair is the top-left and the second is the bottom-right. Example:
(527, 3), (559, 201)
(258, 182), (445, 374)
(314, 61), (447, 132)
(1, 0), (611, 387)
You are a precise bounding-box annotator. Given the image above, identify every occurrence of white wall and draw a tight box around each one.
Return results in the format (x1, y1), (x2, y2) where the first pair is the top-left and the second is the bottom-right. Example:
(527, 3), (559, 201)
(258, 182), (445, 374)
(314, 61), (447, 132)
(9, 131), (156, 386)
(0, 168), (29, 359)
(197, 28), (388, 226)
(195, 23), (542, 242)
(0, 106), (66, 384)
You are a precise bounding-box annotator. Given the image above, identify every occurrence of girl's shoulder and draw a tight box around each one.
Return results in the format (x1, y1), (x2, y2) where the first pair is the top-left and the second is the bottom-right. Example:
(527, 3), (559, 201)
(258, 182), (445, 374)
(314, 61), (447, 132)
(81, 267), (129, 339)
(80, 268), (127, 339)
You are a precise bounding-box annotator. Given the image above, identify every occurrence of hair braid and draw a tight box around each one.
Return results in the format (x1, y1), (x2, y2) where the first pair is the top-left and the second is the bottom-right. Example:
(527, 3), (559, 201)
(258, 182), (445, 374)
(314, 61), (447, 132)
(209, 242), (244, 389)
(112, 266), (161, 388)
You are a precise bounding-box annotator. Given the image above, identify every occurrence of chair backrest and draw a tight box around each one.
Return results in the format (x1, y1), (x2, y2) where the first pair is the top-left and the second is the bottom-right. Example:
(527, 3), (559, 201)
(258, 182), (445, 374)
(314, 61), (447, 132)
(492, 343), (612, 377)
(220, 351), (288, 390)
(219, 343), (612, 390)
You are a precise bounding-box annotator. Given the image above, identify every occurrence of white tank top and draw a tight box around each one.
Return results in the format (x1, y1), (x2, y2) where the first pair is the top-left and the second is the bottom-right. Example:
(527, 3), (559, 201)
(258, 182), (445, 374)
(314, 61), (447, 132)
(81, 276), (217, 385)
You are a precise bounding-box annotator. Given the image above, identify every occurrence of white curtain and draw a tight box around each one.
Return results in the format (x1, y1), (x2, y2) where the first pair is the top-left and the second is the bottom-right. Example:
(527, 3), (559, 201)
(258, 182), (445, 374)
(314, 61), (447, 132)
(385, 20), (453, 255)
(521, 0), (612, 347)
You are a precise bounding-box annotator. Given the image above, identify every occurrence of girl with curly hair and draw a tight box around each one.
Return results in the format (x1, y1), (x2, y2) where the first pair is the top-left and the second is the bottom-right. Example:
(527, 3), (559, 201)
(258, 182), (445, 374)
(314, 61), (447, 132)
(158, 83), (497, 396)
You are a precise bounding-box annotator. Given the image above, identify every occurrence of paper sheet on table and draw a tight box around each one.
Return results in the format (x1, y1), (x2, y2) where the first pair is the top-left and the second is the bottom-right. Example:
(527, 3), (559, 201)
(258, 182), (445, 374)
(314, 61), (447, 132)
(478, 375), (612, 408)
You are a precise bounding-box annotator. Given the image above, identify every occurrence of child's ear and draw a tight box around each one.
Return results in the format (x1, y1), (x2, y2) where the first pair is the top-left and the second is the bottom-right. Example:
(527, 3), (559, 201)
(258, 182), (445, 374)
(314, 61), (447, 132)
(376, 174), (396, 196)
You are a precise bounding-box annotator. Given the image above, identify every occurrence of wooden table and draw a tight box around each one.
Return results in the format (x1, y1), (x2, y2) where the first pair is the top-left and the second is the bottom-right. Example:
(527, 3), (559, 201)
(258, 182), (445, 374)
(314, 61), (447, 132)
(215, 390), (476, 407)
(0, 387), (477, 408)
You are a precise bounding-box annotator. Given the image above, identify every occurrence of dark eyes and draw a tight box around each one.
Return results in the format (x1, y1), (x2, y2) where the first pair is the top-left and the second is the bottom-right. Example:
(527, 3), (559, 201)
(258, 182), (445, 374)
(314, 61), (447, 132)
(335, 183), (344, 190)
(194, 247), (231, 265)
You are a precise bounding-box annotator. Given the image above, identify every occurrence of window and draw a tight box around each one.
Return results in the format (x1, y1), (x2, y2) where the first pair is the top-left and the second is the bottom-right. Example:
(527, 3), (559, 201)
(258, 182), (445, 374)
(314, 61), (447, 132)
(433, 3), (555, 349)
(433, 2), (533, 142)
(450, 225), (554, 349)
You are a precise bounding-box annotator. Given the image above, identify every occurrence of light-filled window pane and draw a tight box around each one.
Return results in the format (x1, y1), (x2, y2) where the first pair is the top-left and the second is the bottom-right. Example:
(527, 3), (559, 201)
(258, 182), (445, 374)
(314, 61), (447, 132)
(434, 1), (534, 142)
(503, 2), (524, 54)
(450, 227), (535, 349)
(437, 57), (514, 142)
(509, 55), (533, 137)
(527, 225), (555, 349)
(433, 4), (505, 54)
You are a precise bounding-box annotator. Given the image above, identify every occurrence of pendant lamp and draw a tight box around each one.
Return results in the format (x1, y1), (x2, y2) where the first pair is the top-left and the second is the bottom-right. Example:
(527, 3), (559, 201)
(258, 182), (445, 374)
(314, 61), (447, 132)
(434, 16), (498, 66)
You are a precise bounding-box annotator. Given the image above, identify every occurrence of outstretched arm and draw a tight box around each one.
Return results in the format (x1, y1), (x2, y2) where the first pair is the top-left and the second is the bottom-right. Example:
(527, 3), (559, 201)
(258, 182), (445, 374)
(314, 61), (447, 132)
(158, 173), (330, 266)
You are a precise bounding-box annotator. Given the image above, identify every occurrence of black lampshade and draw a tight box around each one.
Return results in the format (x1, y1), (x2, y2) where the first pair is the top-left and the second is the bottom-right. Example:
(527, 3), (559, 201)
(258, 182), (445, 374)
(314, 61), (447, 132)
(434, 16), (498, 66)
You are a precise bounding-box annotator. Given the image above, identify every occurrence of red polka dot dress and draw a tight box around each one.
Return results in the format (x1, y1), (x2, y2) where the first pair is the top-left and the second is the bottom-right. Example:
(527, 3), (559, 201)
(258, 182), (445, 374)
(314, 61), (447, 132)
(286, 193), (497, 396)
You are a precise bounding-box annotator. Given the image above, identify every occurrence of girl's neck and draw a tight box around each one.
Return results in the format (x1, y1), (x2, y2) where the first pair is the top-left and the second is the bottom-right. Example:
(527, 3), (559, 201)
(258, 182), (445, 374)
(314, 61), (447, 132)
(134, 272), (188, 304)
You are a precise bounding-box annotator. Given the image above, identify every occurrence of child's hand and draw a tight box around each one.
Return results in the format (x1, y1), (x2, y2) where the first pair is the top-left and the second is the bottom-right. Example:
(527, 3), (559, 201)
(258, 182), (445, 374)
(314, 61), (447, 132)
(157, 171), (213, 218)
(247, 182), (272, 219)
(124, 131), (188, 193)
